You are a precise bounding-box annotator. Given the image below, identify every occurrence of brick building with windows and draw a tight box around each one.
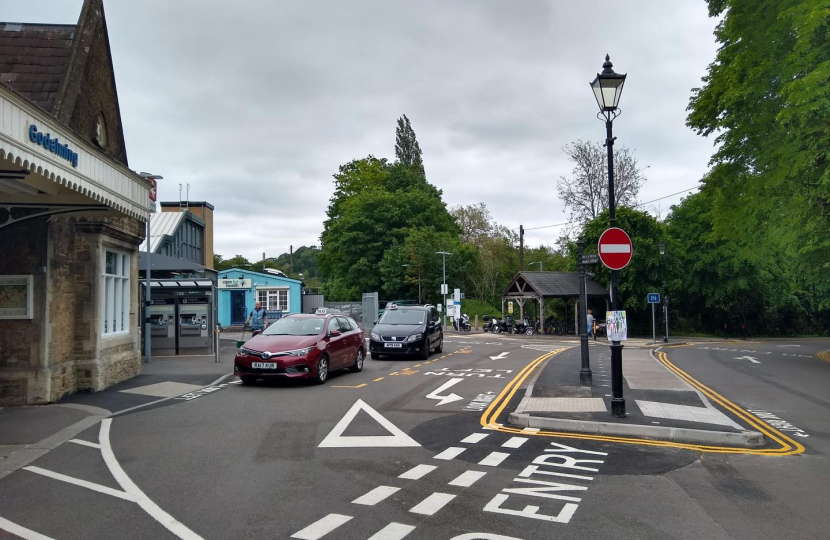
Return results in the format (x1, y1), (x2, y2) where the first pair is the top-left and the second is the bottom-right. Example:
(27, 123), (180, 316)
(0, 0), (153, 404)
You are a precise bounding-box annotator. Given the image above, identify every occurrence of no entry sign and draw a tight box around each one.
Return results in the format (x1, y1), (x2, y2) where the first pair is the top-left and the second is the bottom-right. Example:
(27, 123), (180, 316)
(598, 227), (633, 270)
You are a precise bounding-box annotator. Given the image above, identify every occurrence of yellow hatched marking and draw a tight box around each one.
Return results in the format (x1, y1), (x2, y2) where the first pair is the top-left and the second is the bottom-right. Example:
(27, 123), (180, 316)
(373, 377), (384, 382)
(331, 383), (367, 389)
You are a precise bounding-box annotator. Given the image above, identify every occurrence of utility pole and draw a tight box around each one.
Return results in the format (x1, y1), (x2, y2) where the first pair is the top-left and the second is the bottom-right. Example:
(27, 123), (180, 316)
(290, 245), (293, 277)
(139, 172), (163, 364)
(519, 225), (525, 271)
(577, 238), (592, 385)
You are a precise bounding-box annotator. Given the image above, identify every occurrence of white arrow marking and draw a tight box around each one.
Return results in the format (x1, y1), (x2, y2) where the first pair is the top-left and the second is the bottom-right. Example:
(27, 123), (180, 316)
(318, 399), (420, 448)
(489, 352), (509, 360)
(426, 378), (464, 406)
(735, 356), (761, 364)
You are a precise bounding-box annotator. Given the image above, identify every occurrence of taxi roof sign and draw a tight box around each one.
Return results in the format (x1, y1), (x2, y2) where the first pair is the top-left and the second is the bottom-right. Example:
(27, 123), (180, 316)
(388, 304), (398, 310)
(315, 308), (328, 315)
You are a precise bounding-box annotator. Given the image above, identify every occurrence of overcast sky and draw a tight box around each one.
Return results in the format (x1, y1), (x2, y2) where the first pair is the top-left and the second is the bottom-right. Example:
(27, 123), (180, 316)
(5, 0), (719, 260)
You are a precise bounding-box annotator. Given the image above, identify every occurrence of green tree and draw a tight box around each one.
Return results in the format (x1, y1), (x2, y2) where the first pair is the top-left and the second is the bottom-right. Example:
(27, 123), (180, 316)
(394, 114), (423, 171)
(686, 0), (830, 327)
(214, 254), (252, 271)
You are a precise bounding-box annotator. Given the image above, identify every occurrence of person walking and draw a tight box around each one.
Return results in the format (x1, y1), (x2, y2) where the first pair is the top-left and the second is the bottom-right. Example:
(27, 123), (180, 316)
(587, 309), (595, 339)
(246, 301), (268, 333)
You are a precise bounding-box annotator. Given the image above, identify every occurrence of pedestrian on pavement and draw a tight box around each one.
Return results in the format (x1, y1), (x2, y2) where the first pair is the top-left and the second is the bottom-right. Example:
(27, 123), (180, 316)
(246, 301), (268, 333)
(587, 309), (595, 339)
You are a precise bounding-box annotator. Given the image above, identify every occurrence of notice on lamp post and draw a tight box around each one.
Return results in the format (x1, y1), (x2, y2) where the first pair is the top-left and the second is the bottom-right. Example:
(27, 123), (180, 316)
(606, 310), (628, 341)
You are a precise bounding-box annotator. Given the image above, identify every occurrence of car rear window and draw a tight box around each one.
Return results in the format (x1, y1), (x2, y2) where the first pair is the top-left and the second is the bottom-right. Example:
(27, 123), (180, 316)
(379, 308), (425, 325)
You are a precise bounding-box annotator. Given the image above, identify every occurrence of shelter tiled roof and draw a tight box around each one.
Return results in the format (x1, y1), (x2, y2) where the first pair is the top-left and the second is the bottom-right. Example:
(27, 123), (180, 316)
(0, 22), (76, 113)
(502, 271), (609, 298)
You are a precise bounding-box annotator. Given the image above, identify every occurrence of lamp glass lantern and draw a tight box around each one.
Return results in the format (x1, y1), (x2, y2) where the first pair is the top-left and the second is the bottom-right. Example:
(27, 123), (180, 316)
(658, 241), (666, 256)
(590, 54), (627, 113)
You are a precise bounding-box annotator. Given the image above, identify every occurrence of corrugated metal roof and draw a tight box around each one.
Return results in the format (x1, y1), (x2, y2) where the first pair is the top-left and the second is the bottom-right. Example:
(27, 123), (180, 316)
(138, 211), (185, 253)
(502, 271), (609, 298)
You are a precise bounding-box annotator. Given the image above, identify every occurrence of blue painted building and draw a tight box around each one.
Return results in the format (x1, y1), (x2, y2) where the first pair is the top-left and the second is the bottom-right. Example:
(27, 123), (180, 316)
(217, 268), (303, 327)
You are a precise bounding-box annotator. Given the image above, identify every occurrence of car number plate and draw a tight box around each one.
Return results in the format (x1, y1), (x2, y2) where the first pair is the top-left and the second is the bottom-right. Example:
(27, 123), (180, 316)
(252, 362), (278, 369)
(384, 343), (403, 348)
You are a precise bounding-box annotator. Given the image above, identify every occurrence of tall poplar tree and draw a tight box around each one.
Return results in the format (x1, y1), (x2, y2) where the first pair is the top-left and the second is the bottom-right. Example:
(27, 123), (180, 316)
(394, 114), (424, 171)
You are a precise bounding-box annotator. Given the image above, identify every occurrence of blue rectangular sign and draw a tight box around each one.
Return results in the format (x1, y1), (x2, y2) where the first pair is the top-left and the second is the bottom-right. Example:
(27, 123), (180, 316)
(647, 293), (660, 304)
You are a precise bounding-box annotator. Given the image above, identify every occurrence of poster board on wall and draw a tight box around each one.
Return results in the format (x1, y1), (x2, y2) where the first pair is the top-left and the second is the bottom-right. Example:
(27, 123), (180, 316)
(0, 275), (33, 319)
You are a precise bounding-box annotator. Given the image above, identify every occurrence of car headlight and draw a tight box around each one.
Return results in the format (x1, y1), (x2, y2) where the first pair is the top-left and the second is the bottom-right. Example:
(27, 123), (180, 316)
(407, 333), (422, 342)
(287, 346), (315, 357)
(371, 332), (381, 340)
(239, 347), (255, 356)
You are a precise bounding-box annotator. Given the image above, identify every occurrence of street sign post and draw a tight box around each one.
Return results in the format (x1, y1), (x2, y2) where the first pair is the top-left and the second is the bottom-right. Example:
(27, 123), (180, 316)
(598, 228), (633, 270)
(648, 293), (660, 342)
(581, 253), (600, 265)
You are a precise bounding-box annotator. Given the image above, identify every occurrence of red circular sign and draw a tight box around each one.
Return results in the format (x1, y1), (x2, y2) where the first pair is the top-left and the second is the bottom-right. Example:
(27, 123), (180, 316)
(148, 176), (157, 202)
(598, 227), (633, 270)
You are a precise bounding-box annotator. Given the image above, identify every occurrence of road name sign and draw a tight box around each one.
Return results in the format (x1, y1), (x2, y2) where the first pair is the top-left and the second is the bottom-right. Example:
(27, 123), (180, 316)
(598, 228), (633, 270)
(647, 293), (660, 304)
(581, 253), (600, 265)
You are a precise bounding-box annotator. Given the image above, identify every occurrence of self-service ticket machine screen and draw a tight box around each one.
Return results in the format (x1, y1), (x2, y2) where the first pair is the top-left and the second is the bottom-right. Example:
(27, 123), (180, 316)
(148, 300), (175, 349)
(178, 298), (211, 349)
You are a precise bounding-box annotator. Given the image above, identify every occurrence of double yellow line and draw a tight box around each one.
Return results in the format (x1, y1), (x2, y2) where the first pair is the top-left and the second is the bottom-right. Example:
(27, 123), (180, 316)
(480, 348), (806, 456)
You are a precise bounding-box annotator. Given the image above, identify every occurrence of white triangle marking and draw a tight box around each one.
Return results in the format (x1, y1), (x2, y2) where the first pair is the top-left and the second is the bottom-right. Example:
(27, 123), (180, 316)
(318, 399), (420, 448)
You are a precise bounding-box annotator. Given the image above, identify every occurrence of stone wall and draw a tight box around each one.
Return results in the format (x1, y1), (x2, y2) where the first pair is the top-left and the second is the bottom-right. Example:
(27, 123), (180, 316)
(0, 218), (47, 405)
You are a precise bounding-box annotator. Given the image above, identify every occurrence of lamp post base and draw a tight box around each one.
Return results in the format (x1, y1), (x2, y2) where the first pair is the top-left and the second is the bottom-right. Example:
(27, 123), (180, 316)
(579, 331), (592, 386)
(610, 341), (625, 417)
(580, 370), (593, 386)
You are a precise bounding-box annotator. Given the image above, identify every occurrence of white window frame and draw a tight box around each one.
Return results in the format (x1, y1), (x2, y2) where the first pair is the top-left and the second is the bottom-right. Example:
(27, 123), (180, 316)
(256, 287), (290, 312)
(101, 248), (130, 336)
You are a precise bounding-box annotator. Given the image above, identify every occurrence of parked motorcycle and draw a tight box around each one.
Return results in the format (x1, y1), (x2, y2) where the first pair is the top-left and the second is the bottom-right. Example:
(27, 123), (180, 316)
(514, 316), (535, 336)
(482, 315), (493, 332)
(490, 317), (510, 333)
(454, 313), (471, 332)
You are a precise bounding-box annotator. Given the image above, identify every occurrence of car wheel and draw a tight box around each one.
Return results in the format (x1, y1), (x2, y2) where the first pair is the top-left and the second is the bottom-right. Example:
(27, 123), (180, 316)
(435, 335), (443, 353)
(419, 341), (430, 360)
(315, 355), (329, 384)
(351, 349), (365, 372)
(240, 376), (257, 385)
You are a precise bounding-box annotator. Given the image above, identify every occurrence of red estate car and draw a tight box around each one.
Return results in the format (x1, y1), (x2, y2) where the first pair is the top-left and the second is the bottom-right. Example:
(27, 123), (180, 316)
(234, 311), (365, 385)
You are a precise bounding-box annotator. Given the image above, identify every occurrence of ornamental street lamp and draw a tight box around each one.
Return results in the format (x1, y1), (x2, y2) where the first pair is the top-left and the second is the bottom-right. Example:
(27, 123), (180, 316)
(139, 172), (162, 364)
(659, 240), (669, 343)
(577, 238), (592, 385)
(402, 264), (422, 304)
(590, 54), (627, 417)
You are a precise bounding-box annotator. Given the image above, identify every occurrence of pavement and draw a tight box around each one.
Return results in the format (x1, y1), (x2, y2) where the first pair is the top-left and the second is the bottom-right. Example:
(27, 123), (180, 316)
(0, 334), (828, 539)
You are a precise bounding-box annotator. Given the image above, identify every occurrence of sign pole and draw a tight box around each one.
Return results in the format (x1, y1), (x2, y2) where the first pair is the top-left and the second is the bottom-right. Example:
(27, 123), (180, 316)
(577, 238), (592, 385)
(652, 303), (656, 344)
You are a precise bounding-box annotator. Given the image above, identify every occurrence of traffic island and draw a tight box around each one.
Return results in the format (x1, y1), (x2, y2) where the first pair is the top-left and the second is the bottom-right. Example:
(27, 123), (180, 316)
(507, 346), (766, 448)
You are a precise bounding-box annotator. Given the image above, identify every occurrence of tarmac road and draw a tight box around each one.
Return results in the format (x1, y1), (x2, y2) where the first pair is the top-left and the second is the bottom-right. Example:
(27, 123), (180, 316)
(0, 335), (828, 539)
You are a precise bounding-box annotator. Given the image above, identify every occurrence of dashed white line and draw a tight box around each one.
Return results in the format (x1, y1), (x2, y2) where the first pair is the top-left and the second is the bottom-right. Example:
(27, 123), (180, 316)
(291, 514), (353, 539)
(448, 470), (487, 487)
(501, 437), (528, 449)
(410, 492), (456, 516)
(366, 522), (416, 540)
(23, 466), (135, 501)
(461, 433), (489, 444)
(434, 447), (466, 460)
(398, 464), (436, 480)
(0, 516), (56, 540)
(352, 486), (400, 506)
(68, 438), (101, 449)
(478, 452), (510, 467)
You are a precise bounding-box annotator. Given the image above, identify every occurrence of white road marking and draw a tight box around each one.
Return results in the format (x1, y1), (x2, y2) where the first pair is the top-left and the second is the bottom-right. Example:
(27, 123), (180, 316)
(291, 514), (353, 539)
(68, 438), (101, 449)
(318, 399), (420, 448)
(99, 419), (205, 540)
(399, 464), (437, 480)
(426, 378), (465, 406)
(479, 452), (511, 467)
(410, 492), (456, 516)
(735, 355), (761, 364)
(366, 522), (416, 540)
(448, 470), (487, 487)
(489, 352), (510, 360)
(461, 433), (489, 444)
(352, 486), (400, 506)
(502, 437), (528, 449)
(23, 466), (134, 501)
(0, 516), (56, 540)
(434, 447), (466, 460)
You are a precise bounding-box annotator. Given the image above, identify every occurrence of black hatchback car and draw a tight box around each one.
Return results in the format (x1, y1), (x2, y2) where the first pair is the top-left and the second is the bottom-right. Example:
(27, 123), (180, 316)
(369, 304), (443, 360)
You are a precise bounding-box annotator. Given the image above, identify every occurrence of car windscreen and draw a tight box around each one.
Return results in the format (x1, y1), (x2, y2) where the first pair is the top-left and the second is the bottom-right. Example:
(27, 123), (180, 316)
(262, 317), (325, 336)
(379, 308), (425, 325)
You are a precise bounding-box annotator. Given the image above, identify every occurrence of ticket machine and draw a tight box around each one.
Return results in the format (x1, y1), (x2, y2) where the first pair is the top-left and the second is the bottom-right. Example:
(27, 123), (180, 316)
(178, 299), (211, 349)
(148, 300), (175, 349)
